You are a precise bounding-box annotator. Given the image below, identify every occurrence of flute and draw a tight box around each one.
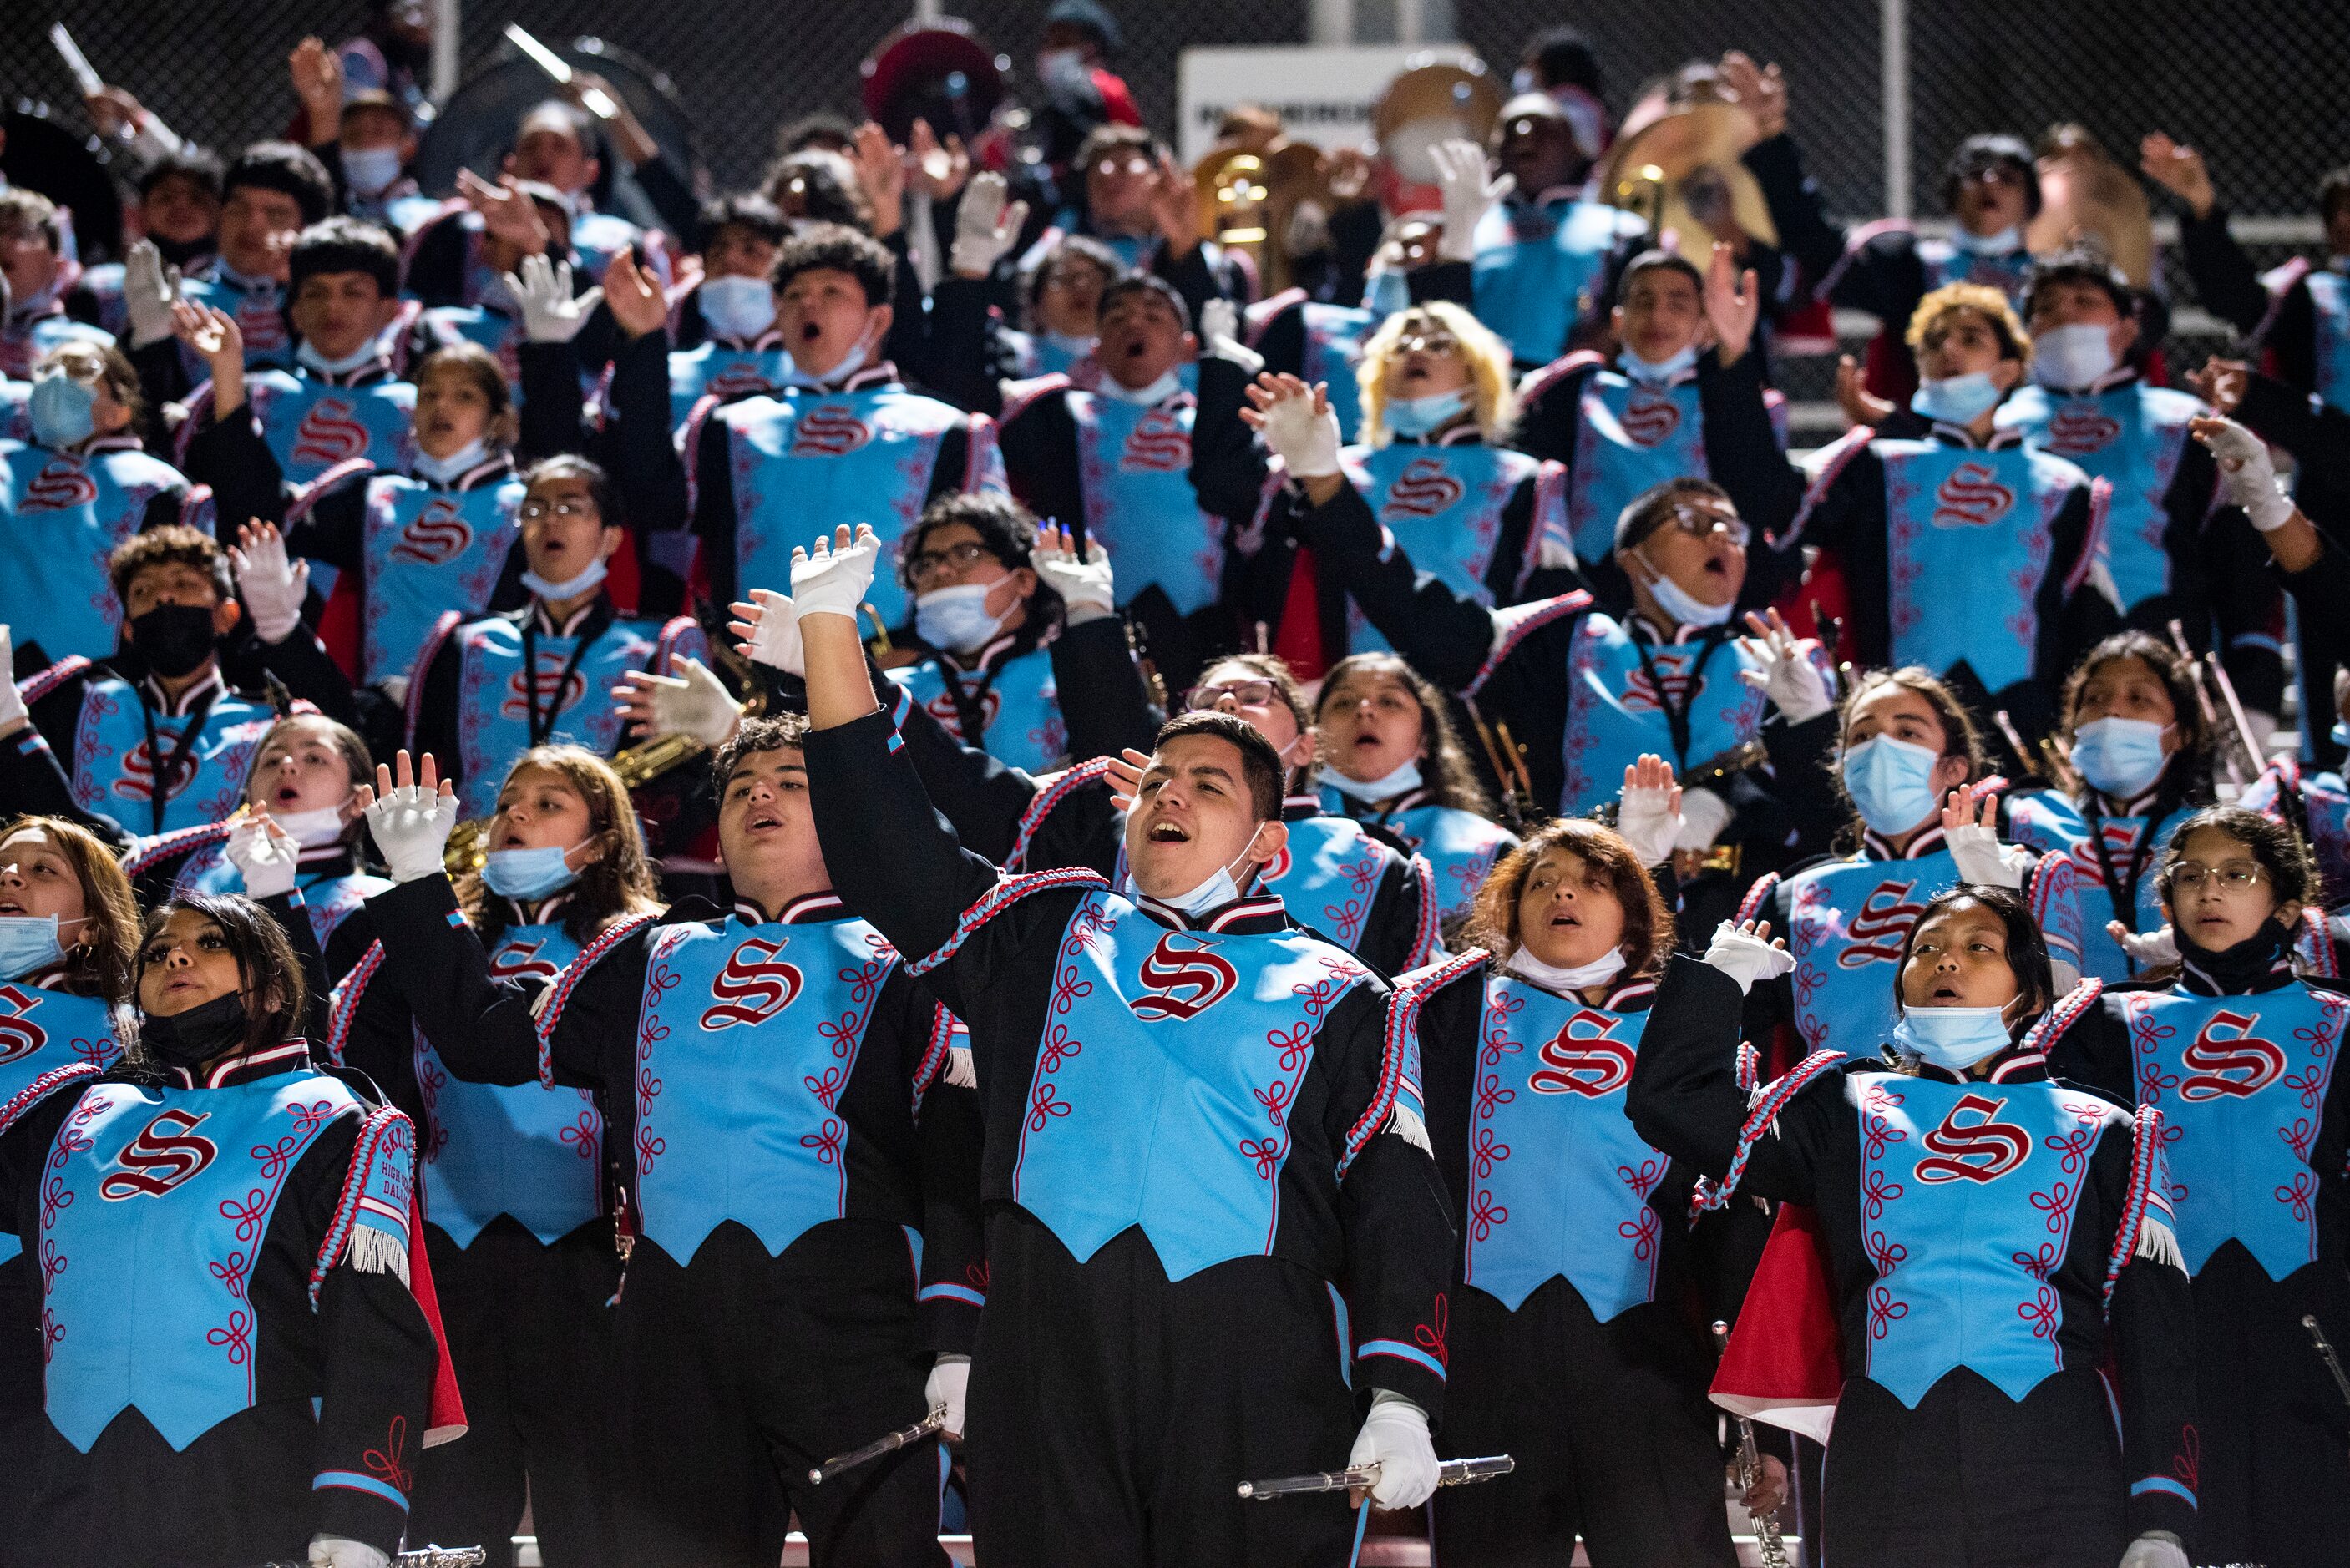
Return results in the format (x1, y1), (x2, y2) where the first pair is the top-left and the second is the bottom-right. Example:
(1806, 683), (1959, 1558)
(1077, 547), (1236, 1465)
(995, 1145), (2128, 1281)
(1237, 1453), (1512, 1500)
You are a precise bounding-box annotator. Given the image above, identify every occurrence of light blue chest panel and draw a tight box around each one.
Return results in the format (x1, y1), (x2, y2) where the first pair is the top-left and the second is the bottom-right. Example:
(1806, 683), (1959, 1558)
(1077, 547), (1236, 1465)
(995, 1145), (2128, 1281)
(1998, 385), (2193, 613)
(452, 616), (669, 817)
(422, 305), (524, 399)
(1316, 793), (1514, 928)
(1299, 304), (1375, 444)
(1066, 390), (1223, 616)
(177, 855), (388, 948)
(2118, 984), (2347, 1280)
(0, 382), (28, 442)
(69, 678), (276, 836)
(1265, 816), (1394, 954)
(1339, 443), (1547, 655)
(1568, 372), (1710, 562)
(667, 343), (789, 432)
(2306, 271), (2350, 417)
(1916, 240), (2034, 306)
(0, 984), (123, 1267)
(79, 264), (131, 336)
(1852, 1070), (2123, 1407)
(361, 476), (523, 685)
(246, 372), (417, 488)
(2003, 794), (2189, 982)
(0, 442), (185, 663)
(1011, 893), (1371, 1280)
(1470, 200), (1640, 364)
(1876, 440), (2080, 694)
(416, 923), (602, 1247)
(1558, 615), (1766, 814)
(1788, 852), (1961, 1054)
(178, 275), (291, 367)
(887, 647), (1066, 775)
(1461, 977), (1669, 1318)
(631, 918), (900, 1264)
(725, 389), (999, 630)
(41, 1073), (363, 1451)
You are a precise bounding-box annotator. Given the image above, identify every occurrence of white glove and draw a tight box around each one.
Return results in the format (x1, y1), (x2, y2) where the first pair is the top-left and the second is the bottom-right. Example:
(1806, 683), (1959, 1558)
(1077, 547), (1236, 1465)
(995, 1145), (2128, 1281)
(731, 588), (805, 677)
(308, 1535), (391, 1568)
(504, 252), (604, 345)
(365, 777), (461, 883)
(123, 240), (182, 349)
(1429, 139), (1513, 265)
(1348, 1394), (1440, 1510)
(1031, 535), (1117, 625)
(1674, 785), (1734, 853)
(1736, 624), (1835, 725)
(2117, 1532), (2188, 1568)
(1704, 920), (1795, 994)
(2108, 920), (2179, 972)
(225, 812), (301, 898)
(926, 1354), (970, 1439)
(0, 627), (25, 731)
(228, 527), (310, 645)
(1198, 296), (1264, 374)
(620, 655), (742, 747)
(2196, 416), (2294, 533)
(950, 172), (1029, 280)
(789, 525), (881, 623)
(1947, 822), (2033, 890)
(1260, 390), (1342, 480)
(1617, 779), (1684, 868)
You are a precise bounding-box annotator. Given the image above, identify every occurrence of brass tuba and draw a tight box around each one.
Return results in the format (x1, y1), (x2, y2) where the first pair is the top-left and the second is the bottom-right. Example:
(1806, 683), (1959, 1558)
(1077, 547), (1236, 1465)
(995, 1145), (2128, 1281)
(1192, 138), (1328, 298)
(1596, 93), (1778, 260)
(2027, 124), (2154, 289)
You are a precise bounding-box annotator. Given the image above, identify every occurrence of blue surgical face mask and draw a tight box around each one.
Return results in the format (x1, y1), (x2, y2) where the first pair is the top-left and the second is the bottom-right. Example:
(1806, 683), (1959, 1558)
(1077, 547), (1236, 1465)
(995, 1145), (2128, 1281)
(521, 556), (609, 603)
(341, 144), (404, 197)
(915, 583), (1011, 655)
(1892, 1005), (2014, 1070)
(1385, 387), (1471, 439)
(2030, 322), (2117, 391)
(1955, 225), (2022, 256)
(1842, 734), (1945, 835)
(698, 275), (777, 341)
(1911, 371), (2007, 426)
(1122, 823), (1268, 915)
(482, 843), (581, 901)
(1620, 342), (1699, 383)
(1635, 549), (1737, 629)
(2069, 716), (2170, 801)
(0, 915), (66, 982)
(1364, 267), (1411, 318)
(297, 337), (382, 377)
(413, 437), (490, 485)
(29, 371), (96, 449)
(1318, 758), (1422, 804)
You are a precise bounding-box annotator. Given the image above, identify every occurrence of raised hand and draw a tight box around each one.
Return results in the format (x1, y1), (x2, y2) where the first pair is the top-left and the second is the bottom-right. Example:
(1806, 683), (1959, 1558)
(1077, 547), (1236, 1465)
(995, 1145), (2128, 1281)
(1031, 523), (1116, 625)
(729, 589), (805, 676)
(2184, 356), (2248, 416)
(228, 522), (308, 645)
(1835, 354), (1896, 428)
(851, 121), (907, 238)
(461, 169), (551, 257)
(1198, 297), (1264, 372)
(1616, 753), (1685, 869)
(122, 240), (182, 350)
(288, 36), (344, 140)
(1146, 149), (1205, 255)
(950, 172), (1029, 281)
(225, 806), (301, 898)
(1942, 788), (2029, 890)
(172, 300), (242, 374)
(2138, 132), (2216, 220)
(1702, 918), (1794, 993)
(613, 656), (742, 747)
(2189, 414), (2292, 532)
(1239, 372), (1340, 478)
(1735, 608), (1835, 723)
(789, 524), (881, 622)
(1429, 139), (1512, 263)
(356, 751), (461, 883)
(907, 119), (971, 200)
(505, 253), (601, 344)
(1716, 53), (1788, 139)
(600, 246), (669, 341)
(1704, 241), (1761, 367)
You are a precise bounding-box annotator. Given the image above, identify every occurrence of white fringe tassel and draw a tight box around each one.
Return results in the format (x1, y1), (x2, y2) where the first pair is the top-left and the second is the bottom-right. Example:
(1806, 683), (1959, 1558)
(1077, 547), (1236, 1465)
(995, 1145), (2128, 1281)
(347, 1224), (412, 1286)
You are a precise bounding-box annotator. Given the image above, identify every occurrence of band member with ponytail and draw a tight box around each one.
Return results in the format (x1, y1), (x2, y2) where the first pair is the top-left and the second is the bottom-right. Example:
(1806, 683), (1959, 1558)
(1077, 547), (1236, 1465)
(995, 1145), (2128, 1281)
(2005, 635), (2216, 980)
(2047, 807), (2350, 1568)
(355, 729), (980, 1567)
(1628, 886), (2199, 1568)
(1738, 667), (2086, 1060)
(0, 524), (356, 839)
(0, 891), (448, 1568)
(1400, 798), (1765, 1565)
(330, 745), (657, 1568)
(1313, 652), (1517, 932)
(794, 523), (1455, 1566)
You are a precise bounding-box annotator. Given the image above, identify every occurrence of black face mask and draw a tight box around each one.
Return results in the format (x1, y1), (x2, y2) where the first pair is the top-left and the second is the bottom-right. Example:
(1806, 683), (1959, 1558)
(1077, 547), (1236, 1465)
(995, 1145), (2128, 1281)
(151, 234), (216, 271)
(129, 604), (220, 678)
(2176, 915), (2294, 991)
(139, 990), (250, 1069)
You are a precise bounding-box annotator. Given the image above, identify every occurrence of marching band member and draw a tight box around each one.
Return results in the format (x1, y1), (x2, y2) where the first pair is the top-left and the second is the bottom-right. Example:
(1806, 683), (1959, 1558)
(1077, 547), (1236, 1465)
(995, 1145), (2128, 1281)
(0, 191), (115, 378)
(661, 195), (792, 427)
(170, 142), (338, 377)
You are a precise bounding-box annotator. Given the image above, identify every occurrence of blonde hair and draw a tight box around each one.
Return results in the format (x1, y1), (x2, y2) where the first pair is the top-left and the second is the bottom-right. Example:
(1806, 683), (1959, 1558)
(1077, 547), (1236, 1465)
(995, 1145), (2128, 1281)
(1905, 282), (2033, 370)
(1357, 301), (1517, 448)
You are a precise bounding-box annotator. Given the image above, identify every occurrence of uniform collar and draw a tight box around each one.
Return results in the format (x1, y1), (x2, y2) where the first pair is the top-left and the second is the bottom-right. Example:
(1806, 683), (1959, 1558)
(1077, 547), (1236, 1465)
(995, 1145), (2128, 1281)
(2044, 365), (2140, 398)
(934, 627), (1027, 676)
(296, 842), (359, 874)
(1134, 888), (1289, 935)
(167, 1037), (315, 1090)
(498, 889), (574, 926)
(415, 451), (516, 493)
(802, 361), (899, 396)
(1280, 794), (1324, 823)
(1390, 422), (1484, 448)
(525, 594), (612, 639)
(733, 890), (847, 926)
(711, 326), (789, 354)
(71, 432), (144, 458)
(296, 353), (396, 389)
(1860, 822), (1949, 862)
(1890, 1035), (2049, 1085)
(1927, 422), (2025, 452)
(139, 665), (227, 718)
(1625, 611), (1725, 648)
(2086, 780), (2163, 819)
(215, 261), (281, 296)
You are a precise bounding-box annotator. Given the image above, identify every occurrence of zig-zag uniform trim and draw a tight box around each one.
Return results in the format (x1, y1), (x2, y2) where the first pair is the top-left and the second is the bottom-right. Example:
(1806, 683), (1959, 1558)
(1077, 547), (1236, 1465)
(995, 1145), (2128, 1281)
(1691, 1049), (1846, 1216)
(533, 913), (661, 1083)
(1006, 755), (1114, 873)
(904, 869), (1109, 978)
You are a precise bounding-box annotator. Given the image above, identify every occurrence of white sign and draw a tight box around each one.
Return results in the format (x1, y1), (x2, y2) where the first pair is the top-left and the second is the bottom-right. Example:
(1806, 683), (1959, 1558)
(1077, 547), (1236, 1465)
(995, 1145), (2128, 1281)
(1175, 44), (1482, 166)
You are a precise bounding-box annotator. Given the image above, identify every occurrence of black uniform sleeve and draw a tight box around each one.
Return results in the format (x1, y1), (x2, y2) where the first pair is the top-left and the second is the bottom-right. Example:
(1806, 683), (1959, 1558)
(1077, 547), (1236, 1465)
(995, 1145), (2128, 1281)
(1189, 356), (1271, 523)
(1407, 260), (1475, 310)
(408, 631), (464, 780)
(2177, 208), (2277, 340)
(997, 393), (1086, 548)
(1049, 615), (1163, 762)
(365, 874), (580, 1087)
(241, 623), (361, 727)
(1324, 982), (1456, 1420)
(1290, 478), (1505, 690)
(1741, 134), (1852, 297)
(2043, 479), (2123, 699)
(1698, 348), (1806, 540)
(296, 1116), (439, 1555)
(2088, 1115), (2201, 1545)
(924, 277), (1008, 417)
(516, 339), (594, 460)
(1509, 358), (1593, 467)
(1781, 443), (1888, 666)
(927, 422), (974, 509)
(1153, 241), (1229, 332)
(2235, 370), (2340, 473)
(1353, 849), (1432, 980)
(0, 717), (92, 829)
(910, 1007), (988, 1356)
(192, 399), (299, 533)
(1626, 953), (1840, 1205)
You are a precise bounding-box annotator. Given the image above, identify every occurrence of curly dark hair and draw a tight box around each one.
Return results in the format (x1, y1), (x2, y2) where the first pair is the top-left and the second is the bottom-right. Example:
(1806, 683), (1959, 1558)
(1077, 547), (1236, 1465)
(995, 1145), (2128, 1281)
(712, 713), (814, 806)
(1465, 817), (1672, 977)
(770, 221), (894, 306)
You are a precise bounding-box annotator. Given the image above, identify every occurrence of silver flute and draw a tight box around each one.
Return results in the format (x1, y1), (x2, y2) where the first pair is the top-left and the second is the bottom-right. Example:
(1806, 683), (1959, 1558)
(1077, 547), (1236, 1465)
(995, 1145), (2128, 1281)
(1715, 1321), (1792, 1568)
(1237, 1454), (1513, 1500)
(808, 1407), (950, 1485)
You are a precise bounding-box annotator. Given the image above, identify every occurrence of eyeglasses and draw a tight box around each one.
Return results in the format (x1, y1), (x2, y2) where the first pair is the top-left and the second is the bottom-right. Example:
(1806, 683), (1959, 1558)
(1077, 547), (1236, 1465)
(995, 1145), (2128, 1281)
(1959, 165), (2027, 189)
(1183, 679), (1278, 711)
(1095, 155), (1154, 179)
(905, 539), (996, 587)
(2169, 861), (2266, 893)
(1395, 326), (1460, 356)
(518, 498), (596, 522)
(1659, 505), (1751, 547)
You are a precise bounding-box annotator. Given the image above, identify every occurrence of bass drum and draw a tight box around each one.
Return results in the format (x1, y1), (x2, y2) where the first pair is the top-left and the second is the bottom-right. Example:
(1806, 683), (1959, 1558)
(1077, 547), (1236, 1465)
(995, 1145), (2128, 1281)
(3, 100), (126, 265)
(412, 35), (702, 234)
